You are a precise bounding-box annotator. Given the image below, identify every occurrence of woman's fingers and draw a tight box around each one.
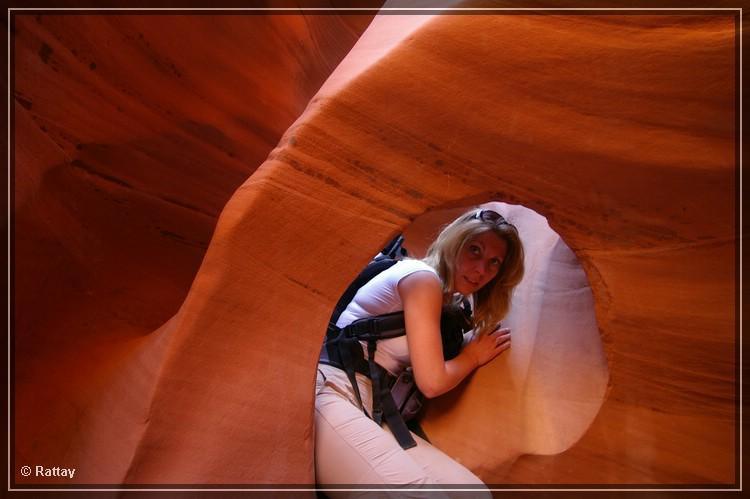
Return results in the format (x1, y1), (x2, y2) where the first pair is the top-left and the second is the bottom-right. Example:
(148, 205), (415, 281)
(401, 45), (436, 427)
(491, 328), (511, 344)
(490, 326), (510, 336)
(491, 329), (510, 358)
(469, 328), (512, 366)
(495, 334), (510, 347)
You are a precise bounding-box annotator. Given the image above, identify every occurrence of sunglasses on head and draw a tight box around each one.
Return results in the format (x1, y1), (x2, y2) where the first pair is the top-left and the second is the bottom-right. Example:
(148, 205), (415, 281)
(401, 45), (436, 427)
(472, 209), (511, 226)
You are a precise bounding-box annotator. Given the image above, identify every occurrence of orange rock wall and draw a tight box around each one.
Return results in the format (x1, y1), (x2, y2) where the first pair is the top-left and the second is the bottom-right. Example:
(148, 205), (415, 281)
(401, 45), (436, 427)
(13, 9), (737, 487)
(404, 201), (609, 479)
(342, 13), (737, 484)
(13, 12), (373, 484)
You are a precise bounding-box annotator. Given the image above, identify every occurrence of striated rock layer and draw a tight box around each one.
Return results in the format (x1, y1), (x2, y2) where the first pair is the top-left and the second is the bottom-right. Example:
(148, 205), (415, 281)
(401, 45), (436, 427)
(13, 9), (736, 486)
(403, 201), (609, 479)
(13, 12), (374, 484)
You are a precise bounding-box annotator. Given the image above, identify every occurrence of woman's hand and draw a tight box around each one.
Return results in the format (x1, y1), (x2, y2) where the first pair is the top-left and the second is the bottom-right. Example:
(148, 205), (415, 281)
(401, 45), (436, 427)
(463, 325), (511, 368)
(399, 271), (513, 398)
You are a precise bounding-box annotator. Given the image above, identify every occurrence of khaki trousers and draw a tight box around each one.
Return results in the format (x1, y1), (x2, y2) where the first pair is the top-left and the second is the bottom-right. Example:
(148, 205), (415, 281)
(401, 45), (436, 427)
(314, 364), (491, 498)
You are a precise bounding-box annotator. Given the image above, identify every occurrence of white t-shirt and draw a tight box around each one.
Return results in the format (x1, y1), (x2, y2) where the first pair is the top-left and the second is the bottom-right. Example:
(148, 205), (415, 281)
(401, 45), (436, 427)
(336, 259), (440, 375)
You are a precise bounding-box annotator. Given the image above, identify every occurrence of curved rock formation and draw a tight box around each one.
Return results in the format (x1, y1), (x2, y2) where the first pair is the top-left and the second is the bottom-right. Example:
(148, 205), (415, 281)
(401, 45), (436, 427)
(13, 7), (736, 487)
(404, 201), (608, 479)
(13, 12), (374, 484)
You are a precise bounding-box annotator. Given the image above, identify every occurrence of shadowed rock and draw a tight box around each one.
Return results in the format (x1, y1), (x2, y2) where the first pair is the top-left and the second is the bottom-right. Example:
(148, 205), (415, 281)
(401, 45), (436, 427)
(13, 8), (736, 486)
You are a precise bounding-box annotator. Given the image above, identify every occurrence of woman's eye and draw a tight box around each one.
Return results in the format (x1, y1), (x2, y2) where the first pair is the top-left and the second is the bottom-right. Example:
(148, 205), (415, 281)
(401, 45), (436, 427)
(490, 258), (501, 267)
(469, 245), (481, 255)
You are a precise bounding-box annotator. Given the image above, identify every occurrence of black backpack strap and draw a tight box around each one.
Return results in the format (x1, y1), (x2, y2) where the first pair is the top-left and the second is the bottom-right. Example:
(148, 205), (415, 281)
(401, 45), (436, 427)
(439, 298), (474, 361)
(380, 234), (406, 260)
(367, 338), (383, 425)
(323, 258), (400, 370)
(346, 311), (406, 340)
(321, 257), (401, 416)
(319, 249), (474, 451)
(327, 259), (399, 337)
(366, 340), (417, 450)
(380, 387), (417, 449)
(339, 334), (369, 415)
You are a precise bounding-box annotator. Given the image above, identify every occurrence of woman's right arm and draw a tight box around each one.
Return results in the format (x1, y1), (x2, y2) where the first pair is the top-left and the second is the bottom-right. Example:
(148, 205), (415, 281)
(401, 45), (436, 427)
(399, 272), (511, 398)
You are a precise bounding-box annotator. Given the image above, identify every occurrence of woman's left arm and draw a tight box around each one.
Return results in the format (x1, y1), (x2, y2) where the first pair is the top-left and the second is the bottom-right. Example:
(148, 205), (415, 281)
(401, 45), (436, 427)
(399, 272), (509, 398)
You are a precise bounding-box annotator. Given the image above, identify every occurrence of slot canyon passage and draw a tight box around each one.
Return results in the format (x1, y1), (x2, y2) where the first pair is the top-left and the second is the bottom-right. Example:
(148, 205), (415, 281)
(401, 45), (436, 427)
(12, 7), (737, 487)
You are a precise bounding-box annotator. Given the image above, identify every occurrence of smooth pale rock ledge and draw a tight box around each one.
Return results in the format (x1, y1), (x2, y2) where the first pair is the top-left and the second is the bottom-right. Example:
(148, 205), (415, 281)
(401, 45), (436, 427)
(13, 8), (736, 486)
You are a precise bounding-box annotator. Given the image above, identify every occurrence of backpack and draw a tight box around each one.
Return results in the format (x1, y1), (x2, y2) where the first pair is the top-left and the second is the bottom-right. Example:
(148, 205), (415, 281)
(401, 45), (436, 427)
(319, 236), (474, 449)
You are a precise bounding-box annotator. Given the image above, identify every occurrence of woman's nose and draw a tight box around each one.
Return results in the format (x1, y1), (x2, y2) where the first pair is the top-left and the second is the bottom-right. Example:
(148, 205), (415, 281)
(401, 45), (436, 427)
(473, 260), (487, 278)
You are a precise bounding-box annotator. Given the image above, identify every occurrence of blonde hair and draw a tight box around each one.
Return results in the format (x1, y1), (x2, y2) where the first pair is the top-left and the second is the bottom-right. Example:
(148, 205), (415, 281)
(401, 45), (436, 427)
(422, 208), (525, 335)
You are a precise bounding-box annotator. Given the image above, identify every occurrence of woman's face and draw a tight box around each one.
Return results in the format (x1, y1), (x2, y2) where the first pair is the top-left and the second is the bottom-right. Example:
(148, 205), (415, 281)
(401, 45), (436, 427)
(453, 231), (508, 295)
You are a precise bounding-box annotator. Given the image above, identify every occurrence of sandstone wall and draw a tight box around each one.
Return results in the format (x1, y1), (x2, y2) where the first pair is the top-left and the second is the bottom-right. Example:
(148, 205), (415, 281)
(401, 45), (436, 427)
(13, 12), (373, 484)
(13, 8), (737, 486)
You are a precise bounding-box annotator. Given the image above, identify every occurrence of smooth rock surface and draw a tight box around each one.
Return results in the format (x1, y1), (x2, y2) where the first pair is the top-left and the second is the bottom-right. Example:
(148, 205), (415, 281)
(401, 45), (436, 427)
(404, 201), (609, 478)
(13, 8), (737, 486)
(13, 12), (373, 484)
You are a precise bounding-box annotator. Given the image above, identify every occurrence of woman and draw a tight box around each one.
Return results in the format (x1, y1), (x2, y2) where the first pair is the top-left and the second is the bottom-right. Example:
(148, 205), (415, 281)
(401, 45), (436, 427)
(315, 208), (525, 493)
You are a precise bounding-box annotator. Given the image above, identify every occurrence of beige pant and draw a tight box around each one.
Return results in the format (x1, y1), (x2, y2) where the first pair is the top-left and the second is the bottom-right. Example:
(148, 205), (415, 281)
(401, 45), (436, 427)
(314, 364), (491, 498)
